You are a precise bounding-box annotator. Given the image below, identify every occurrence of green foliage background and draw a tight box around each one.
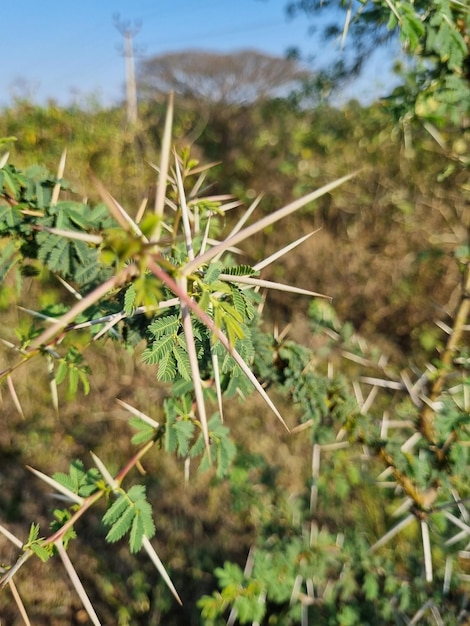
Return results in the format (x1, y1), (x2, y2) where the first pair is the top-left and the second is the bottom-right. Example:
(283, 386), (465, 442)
(0, 22), (469, 620)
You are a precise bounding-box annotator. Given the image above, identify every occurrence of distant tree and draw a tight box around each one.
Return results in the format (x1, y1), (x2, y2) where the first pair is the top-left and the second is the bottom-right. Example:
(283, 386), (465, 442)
(287, 0), (470, 124)
(137, 49), (311, 105)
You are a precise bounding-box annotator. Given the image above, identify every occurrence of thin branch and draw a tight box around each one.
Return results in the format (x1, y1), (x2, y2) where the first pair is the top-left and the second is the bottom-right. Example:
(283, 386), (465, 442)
(113, 439), (155, 484)
(0, 552), (32, 590)
(419, 263), (470, 447)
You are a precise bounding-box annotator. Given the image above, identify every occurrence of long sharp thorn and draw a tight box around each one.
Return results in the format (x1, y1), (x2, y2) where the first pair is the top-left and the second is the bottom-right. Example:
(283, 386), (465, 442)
(142, 536), (182, 605)
(182, 172), (357, 276)
(152, 92), (174, 241)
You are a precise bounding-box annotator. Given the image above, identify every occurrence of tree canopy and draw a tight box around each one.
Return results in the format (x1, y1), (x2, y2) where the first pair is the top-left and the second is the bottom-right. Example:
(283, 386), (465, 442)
(137, 49), (311, 105)
(288, 0), (470, 124)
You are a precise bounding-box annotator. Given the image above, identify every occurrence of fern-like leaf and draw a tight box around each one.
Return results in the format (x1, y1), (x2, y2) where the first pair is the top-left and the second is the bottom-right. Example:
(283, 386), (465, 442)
(142, 332), (175, 364)
(105, 504), (135, 544)
(203, 261), (223, 284)
(156, 349), (177, 382)
(124, 283), (136, 315)
(129, 416), (157, 445)
(222, 264), (258, 277)
(148, 314), (180, 339)
(130, 512), (145, 554)
(103, 485), (156, 552)
(102, 494), (129, 526)
(173, 344), (192, 381)
(53, 459), (100, 497)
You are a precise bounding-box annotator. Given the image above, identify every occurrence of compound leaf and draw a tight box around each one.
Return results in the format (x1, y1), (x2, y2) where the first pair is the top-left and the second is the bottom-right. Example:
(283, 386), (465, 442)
(105, 503), (135, 543)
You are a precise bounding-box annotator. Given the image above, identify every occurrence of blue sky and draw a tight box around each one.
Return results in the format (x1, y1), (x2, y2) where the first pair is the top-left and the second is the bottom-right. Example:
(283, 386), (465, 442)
(1, 0), (399, 107)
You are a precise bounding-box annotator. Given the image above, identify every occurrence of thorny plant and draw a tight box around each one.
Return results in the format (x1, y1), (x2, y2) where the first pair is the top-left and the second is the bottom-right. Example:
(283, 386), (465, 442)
(0, 96), (354, 623)
(1, 92), (469, 624)
(199, 253), (470, 624)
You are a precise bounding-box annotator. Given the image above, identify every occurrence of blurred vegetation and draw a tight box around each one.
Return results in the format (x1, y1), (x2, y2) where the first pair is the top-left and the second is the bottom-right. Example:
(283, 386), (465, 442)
(0, 40), (469, 622)
(2, 93), (467, 354)
(288, 0), (470, 125)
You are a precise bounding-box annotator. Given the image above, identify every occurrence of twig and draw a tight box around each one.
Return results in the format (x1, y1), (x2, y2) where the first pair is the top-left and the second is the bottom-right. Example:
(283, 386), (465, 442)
(418, 263), (470, 449)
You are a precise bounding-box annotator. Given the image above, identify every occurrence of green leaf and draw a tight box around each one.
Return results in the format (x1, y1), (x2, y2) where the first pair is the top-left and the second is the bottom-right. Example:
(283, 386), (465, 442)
(1, 166), (21, 198)
(102, 494), (129, 526)
(190, 414), (236, 477)
(57, 460), (85, 491)
(222, 264), (257, 277)
(78, 369), (91, 395)
(363, 571), (379, 600)
(68, 366), (79, 395)
(130, 511), (145, 553)
(54, 348), (91, 396)
(216, 434), (237, 479)
(105, 504), (136, 543)
(0, 239), (18, 282)
(127, 484), (147, 502)
(142, 332), (175, 364)
(27, 523), (40, 543)
(231, 286), (246, 318)
(173, 419), (195, 457)
(51, 509), (77, 548)
(25, 523), (53, 563)
(124, 283), (136, 315)
(148, 314), (180, 339)
(30, 542), (53, 563)
(0, 136), (17, 147)
(74, 252), (100, 286)
(55, 360), (68, 385)
(103, 485), (155, 551)
(129, 416), (156, 445)
(203, 261), (223, 284)
(173, 344), (192, 381)
(0, 204), (21, 231)
(53, 460), (100, 497)
(46, 237), (71, 275)
(165, 411), (178, 454)
(399, 3), (426, 52)
(156, 349), (177, 382)
(215, 562), (244, 587)
(138, 500), (156, 539)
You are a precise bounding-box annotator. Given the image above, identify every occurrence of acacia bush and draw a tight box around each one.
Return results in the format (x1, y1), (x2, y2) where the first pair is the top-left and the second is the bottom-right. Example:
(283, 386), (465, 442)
(0, 97), (356, 623)
(3, 97), (468, 358)
(136, 95), (470, 360)
(0, 91), (469, 625)
(2, 2), (470, 622)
